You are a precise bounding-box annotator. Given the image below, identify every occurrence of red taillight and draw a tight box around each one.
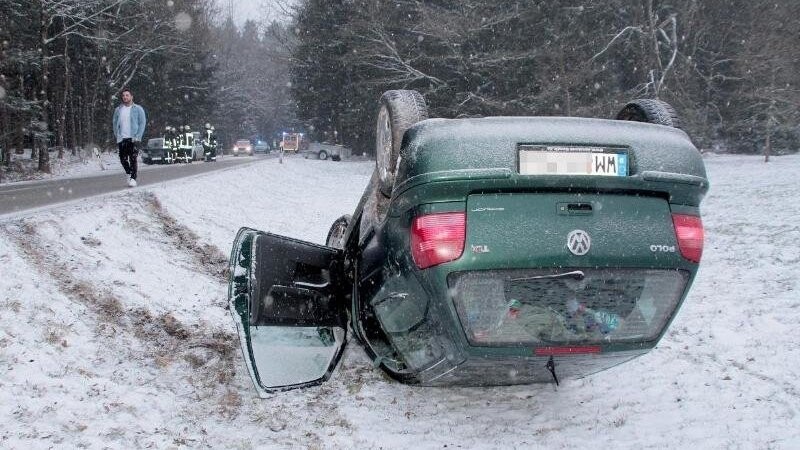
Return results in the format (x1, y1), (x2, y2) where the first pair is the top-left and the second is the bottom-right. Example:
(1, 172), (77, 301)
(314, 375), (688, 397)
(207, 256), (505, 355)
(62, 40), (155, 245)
(535, 346), (602, 356)
(411, 212), (466, 269)
(672, 213), (704, 263)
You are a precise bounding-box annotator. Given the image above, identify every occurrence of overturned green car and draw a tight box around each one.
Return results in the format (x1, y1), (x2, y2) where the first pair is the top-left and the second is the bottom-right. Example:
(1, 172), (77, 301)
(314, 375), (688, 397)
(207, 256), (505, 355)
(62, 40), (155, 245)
(229, 90), (708, 396)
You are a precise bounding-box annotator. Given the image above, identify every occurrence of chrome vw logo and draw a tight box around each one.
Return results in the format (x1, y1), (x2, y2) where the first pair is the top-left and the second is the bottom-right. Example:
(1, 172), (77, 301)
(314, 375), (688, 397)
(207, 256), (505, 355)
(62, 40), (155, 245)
(567, 230), (591, 256)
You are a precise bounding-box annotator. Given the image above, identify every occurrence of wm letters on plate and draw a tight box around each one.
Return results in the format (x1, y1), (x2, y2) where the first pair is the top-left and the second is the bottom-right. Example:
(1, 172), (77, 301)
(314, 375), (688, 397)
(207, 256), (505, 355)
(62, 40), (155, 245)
(518, 146), (628, 176)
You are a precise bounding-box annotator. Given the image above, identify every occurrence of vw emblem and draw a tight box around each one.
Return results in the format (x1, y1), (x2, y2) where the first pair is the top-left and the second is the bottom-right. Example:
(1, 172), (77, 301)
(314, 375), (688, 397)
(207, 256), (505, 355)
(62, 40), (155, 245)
(567, 230), (591, 256)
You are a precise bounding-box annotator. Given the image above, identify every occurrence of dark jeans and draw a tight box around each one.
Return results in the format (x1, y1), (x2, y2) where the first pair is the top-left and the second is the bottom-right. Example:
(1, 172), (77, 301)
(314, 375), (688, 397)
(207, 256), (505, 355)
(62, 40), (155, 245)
(118, 139), (138, 180)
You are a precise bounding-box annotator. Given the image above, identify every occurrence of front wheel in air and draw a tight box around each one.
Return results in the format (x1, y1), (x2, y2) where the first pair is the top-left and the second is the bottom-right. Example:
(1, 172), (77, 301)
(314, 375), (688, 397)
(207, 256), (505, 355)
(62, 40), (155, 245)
(375, 90), (429, 197)
(616, 99), (682, 129)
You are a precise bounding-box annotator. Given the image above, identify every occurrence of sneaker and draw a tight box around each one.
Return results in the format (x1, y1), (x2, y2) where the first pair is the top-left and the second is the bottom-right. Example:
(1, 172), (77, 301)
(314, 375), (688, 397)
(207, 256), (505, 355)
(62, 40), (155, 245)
(127, 177), (137, 187)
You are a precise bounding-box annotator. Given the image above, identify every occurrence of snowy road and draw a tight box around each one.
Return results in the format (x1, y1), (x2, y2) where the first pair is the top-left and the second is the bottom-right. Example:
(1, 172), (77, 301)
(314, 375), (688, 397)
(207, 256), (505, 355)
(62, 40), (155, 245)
(0, 155), (261, 216)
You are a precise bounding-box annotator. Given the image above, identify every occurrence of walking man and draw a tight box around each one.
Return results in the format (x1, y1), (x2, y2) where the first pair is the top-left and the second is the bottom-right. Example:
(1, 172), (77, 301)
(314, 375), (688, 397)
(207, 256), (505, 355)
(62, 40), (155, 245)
(112, 88), (146, 187)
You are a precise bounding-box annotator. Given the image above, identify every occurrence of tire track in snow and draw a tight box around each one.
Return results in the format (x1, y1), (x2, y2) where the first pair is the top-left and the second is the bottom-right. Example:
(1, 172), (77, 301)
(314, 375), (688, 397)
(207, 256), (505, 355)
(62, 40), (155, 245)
(143, 192), (229, 284)
(1, 217), (241, 421)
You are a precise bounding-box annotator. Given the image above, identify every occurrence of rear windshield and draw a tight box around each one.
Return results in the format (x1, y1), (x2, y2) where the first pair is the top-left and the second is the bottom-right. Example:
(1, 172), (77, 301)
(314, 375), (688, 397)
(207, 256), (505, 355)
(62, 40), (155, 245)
(450, 268), (688, 346)
(147, 138), (164, 148)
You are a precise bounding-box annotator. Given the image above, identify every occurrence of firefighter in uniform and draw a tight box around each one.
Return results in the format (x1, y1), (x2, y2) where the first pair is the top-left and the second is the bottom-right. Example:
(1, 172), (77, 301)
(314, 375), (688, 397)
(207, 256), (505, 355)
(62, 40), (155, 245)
(164, 126), (176, 164)
(203, 123), (218, 162)
(173, 126), (185, 162)
(178, 125), (193, 163)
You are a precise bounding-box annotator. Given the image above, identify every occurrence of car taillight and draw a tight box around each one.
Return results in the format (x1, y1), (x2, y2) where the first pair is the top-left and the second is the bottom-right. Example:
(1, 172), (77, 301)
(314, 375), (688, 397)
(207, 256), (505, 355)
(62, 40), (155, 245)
(411, 212), (465, 269)
(535, 346), (602, 356)
(672, 213), (704, 263)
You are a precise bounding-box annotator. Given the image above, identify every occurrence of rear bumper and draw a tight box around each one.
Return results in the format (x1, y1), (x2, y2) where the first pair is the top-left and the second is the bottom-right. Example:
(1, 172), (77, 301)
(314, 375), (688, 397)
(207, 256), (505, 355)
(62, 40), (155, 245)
(144, 149), (170, 160)
(415, 348), (649, 386)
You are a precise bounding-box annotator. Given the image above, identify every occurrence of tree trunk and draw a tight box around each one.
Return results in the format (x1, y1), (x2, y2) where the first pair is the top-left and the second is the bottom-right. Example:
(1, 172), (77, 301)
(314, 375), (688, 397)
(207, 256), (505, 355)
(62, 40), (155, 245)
(58, 36), (70, 159)
(764, 118), (771, 163)
(38, 1), (51, 173)
(14, 124), (24, 156)
(646, 0), (663, 98)
(1, 104), (9, 168)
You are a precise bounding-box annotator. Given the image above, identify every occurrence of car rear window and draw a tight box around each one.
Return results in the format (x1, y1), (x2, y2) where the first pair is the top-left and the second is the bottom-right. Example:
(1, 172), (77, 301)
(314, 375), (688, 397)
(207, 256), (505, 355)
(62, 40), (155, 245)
(449, 268), (689, 346)
(147, 138), (164, 148)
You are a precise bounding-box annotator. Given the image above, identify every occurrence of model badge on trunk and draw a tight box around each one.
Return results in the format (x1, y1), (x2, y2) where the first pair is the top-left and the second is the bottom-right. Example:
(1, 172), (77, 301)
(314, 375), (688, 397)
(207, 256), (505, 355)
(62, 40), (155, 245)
(567, 230), (591, 255)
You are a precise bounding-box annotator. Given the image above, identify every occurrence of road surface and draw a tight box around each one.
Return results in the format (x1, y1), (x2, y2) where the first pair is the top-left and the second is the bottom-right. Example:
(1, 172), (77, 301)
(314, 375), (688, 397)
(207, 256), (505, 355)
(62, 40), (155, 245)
(0, 156), (262, 216)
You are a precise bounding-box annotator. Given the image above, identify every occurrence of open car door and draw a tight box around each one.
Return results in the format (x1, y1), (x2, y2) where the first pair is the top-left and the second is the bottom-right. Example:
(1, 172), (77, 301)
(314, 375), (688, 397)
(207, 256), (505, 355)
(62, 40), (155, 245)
(229, 228), (348, 396)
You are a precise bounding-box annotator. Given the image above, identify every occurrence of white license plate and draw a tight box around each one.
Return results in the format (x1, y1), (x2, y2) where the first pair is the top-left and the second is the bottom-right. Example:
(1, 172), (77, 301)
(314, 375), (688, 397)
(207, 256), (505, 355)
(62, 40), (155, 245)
(519, 146), (628, 176)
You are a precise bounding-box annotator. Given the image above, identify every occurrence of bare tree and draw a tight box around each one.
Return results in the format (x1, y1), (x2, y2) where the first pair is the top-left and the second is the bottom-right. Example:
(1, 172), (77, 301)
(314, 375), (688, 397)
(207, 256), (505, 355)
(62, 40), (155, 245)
(591, 0), (679, 99)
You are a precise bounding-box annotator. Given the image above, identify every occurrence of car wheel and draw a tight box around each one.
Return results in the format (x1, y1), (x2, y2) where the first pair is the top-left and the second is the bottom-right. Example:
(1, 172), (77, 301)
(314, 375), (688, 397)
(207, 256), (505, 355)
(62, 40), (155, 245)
(326, 215), (352, 249)
(375, 90), (429, 197)
(615, 99), (681, 129)
(319, 150), (328, 160)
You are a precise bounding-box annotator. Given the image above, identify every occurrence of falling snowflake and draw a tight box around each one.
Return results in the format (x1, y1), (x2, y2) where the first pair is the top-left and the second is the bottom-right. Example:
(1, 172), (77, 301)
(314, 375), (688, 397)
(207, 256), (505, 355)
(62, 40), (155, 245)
(175, 12), (192, 32)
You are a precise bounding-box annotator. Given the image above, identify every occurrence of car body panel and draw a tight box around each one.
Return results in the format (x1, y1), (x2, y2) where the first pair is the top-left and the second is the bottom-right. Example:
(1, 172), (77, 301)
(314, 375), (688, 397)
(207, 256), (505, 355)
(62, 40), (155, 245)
(394, 117), (707, 206)
(463, 193), (679, 269)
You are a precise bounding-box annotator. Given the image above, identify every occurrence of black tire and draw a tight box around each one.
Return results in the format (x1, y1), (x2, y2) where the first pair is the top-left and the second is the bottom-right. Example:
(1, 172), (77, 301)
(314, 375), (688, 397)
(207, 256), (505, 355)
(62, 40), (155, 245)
(376, 90), (429, 197)
(326, 214), (352, 249)
(319, 150), (328, 160)
(616, 99), (682, 129)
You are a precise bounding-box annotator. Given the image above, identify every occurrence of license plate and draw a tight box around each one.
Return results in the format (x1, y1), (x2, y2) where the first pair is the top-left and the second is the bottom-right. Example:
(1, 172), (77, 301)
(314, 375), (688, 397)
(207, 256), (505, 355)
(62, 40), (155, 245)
(518, 146), (628, 176)
(152, 157), (162, 160)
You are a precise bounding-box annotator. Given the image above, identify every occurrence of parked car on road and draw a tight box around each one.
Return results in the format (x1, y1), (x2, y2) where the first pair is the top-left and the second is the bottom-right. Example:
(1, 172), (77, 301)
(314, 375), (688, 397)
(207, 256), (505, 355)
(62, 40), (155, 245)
(253, 141), (270, 154)
(229, 90), (708, 396)
(142, 138), (173, 164)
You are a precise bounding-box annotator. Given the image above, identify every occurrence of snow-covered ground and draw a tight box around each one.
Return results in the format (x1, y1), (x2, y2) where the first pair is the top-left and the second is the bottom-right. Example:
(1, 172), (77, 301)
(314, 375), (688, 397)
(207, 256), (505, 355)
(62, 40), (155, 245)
(0, 149), (122, 184)
(1, 153), (798, 449)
